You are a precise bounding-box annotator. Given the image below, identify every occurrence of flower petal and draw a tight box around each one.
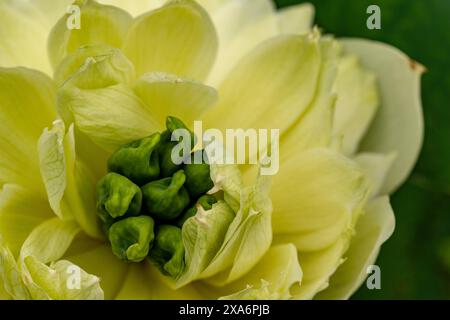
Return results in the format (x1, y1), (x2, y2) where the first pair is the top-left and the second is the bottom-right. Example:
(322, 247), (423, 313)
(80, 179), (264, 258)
(134, 72), (218, 125)
(98, 0), (163, 16)
(354, 153), (396, 198)
(58, 51), (161, 151)
(204, 33), (321, 134)
(20, 218), (80, 264)
(217, 244), (302, 300)
(272, 149), (369, 251)
(48, 0), (133, 68)
(38, 121), (104, 238)
(177, 200), (235, 287)
(0, 184), (52, 257)
(0, 68), (56, 191)
(23, 256), (104, 300)
(31, 0), (72, 27)
(277, 3), (314, 35)
(291, 237), (348, 299)
(341, 39), (424, 194)
(315, 196), (395, 299)
(115, 262), (204, 299)
(280, 38), (340, 157)
(201, 174), (272, 285)
(53, 44), (126, 86)
(0, 280), (11, 299)
(122, 0), (218, 80)
(205, 0), (278, 85)
(332, 55), (379, 156)
(0, 1), (52, 74)
(0, 236), (30, 299)
(64, 237), (128, 300)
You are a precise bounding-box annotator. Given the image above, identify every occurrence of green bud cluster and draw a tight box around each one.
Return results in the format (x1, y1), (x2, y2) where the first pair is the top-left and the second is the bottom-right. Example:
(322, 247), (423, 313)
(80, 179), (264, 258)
(95, 116), (215, 278)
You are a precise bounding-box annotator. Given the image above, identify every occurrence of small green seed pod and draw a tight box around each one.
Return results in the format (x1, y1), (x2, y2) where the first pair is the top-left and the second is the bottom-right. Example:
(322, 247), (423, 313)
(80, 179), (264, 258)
(183, 151), (214, 199)
(158, 116), (196, 177)
(157, 137), (181, 178)
(108, 133), (160, 185)
(148, 225), (185, 278)
(96, 173), (142, 226)
(109, 216), (155, 262)
(176, 195), (218, 228)
(166, 116), (196, 148)
(141, 170), (190, 220)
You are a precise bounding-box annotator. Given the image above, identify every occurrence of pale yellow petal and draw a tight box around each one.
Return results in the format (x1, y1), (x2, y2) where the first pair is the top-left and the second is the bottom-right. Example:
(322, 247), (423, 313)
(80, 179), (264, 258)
(291, 237), (348, 299)
(54, 44), (124, 86)
(332, 55), (379, 156)
(280, 38), (341, 158)
(20, 218), (80, 264)
(0, 68), (56, 191)
(341, 39), (424, 194)
(57, 51), (161, 151)
(64, 236), (128, 300)
(354, 153), (396, 198)
(0, 1), (52, 74)
(205, 0), (278, 85)
(38, 121), (104, 238)
(32, 0), (73, 27)
(272, 149), (369, 251)
(316, 196), (395, 299)
(0, 184), (52, 258)
(122, 0), (218, 80)
(23, 256), (104, 300)
(134, 72), (218, 124)
(0, 236), (30, 299)
(48, 0), (133, 68)
(211, 244), (302, 300)
(115, 261), (205, 299)
(204, 33), (321, 135)
(277, 3), (314, 35)
(99, 0), (164, 16)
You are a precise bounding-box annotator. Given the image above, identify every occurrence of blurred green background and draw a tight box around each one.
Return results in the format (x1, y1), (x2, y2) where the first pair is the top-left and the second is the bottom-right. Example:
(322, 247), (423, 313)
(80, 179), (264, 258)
(274, 0), (450, 299)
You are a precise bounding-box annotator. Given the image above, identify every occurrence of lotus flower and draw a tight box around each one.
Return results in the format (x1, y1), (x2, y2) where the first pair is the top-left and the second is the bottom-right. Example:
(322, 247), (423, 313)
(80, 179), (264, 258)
(0, 0), (423, 300)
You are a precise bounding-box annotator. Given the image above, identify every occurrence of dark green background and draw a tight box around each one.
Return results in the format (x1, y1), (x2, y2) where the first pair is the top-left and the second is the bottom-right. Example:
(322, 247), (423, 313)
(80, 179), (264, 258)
(274, 0), (450, 299)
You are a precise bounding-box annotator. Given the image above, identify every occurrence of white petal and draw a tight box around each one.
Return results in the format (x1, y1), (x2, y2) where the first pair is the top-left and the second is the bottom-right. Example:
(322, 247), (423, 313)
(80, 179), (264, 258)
(315, 196), (395, 299)
(341, 39), (424, 194)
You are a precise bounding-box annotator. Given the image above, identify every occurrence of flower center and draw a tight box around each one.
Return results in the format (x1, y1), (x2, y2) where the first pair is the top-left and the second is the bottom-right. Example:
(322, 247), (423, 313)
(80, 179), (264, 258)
(95, 116), (215, 278)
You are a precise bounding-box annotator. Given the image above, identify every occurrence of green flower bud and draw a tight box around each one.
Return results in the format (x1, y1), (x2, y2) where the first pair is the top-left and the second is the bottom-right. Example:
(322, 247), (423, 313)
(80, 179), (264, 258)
(183, 151), (214, 199)
(148, 225), (185, 278)
(141, 170), (190, 220)
(109, 216), (155, 262)
(176, 195), (218, 228)
(158, 116), (196, 177)
(158, 136), (182, 178)
(108, 133), (160, 185)
(96, 173), (142, 225)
